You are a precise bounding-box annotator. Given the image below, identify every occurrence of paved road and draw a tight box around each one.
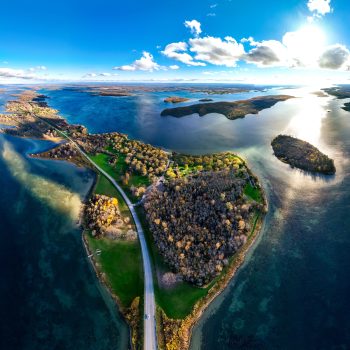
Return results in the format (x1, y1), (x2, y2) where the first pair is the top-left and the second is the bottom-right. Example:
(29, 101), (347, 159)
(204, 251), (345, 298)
(85, 153), (157, 350)
(35, 118), (157, 350)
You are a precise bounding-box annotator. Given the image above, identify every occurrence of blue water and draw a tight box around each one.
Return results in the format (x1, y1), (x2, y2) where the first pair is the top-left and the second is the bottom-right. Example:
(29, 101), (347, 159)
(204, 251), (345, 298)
(42, 85), (283, 153)
(2, 84), (350, 349)
(0, 131), (129, 349)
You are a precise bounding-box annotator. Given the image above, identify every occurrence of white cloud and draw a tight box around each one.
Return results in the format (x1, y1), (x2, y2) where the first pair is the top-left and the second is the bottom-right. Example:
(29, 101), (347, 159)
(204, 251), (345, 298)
(169, 65), (180, 70)
(243, 25), (349, 70)
(161, 42), (206, 66)
(0, 68), (38, 80)
(83, 72), (118, 79)
(244, 40), (288, 67)
(319, 44), (350, 69)
(307, 0), (331, 16)
(29, 65), (47, 72)
(207, 13), (216, 17)
(189, 36), (245, 67)
(210, 3), (217, 8)
(114, 51), (161, 72)
(184, 20), (202, 37)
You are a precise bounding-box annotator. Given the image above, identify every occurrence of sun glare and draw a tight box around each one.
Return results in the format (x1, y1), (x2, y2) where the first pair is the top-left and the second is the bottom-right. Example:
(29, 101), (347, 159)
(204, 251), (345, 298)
(284, 24), (326, 66)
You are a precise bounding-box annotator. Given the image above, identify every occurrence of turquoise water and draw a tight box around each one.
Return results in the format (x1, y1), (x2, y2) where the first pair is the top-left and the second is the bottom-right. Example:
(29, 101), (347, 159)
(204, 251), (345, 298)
(1, 84), (350, 349)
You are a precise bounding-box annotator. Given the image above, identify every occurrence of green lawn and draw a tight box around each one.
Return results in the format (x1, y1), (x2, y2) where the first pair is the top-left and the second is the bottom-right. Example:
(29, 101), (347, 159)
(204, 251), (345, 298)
(155, 282), (209, 320)
(244, 183), (263, 203)
(87, 172), (143, 308)
(86, 232), (143, 308)
(89, 152), (150, 201)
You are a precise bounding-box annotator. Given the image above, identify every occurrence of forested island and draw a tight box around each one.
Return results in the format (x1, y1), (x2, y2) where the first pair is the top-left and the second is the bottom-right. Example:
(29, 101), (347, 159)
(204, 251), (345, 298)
(161, 95), (293, 119)
(271, 135), (336, 175)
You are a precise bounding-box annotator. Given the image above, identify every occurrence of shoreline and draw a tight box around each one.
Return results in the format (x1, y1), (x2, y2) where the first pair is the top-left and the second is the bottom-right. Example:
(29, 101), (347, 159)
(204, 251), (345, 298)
(188, 215), (265, 349)
(1, 90), (268, 350)
(157, 189), (267, 350)
(81, 228), (136, 349)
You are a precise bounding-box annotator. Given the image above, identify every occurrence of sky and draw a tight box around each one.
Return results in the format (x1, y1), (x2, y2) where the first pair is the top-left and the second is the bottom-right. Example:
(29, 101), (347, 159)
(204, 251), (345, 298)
(0, 0), (350, 84)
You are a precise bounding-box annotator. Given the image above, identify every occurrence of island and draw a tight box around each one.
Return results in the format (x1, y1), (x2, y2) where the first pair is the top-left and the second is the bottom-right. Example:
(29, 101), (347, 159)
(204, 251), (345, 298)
(323, 86), (350, 99)
(342, 102), (350, 112)
(164, 96), (190, 103)
(192, 87), (255, 95)
(321, 86), (350, 112)
(271, 135), (336, 175)
(198, 98), (213, 102)
(161, 95), (294, 120)
(0, 90), (267, 350)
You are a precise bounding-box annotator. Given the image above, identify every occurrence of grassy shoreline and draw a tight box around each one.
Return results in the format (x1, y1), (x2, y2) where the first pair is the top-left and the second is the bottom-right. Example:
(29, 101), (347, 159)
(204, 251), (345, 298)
(157, 211), (265, 350)
(82, 172), (144, 349)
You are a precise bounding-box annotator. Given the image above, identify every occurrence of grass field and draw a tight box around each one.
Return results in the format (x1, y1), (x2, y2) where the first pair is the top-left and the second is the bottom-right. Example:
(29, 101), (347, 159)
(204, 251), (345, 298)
(86, 232), (143, 308)
(89, 152), (150, 201)
(244, 183), (263, 203)
(85, 169), (143, 308)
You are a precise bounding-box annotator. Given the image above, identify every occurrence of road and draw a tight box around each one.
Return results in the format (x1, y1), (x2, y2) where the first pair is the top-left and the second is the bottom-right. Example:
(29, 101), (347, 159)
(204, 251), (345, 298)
(35, 117), (158, 350)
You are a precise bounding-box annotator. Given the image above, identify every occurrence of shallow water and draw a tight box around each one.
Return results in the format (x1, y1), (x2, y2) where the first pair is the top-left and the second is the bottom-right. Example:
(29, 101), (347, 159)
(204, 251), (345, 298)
(0, 134), (129, 350)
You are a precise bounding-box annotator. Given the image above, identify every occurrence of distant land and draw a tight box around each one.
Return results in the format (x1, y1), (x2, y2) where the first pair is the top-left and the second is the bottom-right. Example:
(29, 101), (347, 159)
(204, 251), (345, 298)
(164, 96), (190, 103)
(161, 95), (294, 120)
(323, 86), (350, 99)
(322, 86), (350, 112)
(342, 102), (350, 112)
(271, 135), (336, 175)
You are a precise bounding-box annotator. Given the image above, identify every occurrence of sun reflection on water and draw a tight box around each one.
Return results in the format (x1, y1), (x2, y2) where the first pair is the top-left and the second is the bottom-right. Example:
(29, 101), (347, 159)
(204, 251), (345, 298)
(283, 89), (330, 148)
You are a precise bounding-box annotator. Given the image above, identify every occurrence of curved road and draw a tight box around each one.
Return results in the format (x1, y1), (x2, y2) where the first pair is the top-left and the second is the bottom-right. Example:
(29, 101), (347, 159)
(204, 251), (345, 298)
(35, 117), (157, 350)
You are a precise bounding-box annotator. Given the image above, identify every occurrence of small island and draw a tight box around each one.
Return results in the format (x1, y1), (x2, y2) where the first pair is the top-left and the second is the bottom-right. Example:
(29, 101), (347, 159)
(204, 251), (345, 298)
(164, 96), (190, 103)
(161, 95), (294, 120)
(271, 135), (336, 175)
(198, 98), (213, 102)
(342, 102), (350, 112)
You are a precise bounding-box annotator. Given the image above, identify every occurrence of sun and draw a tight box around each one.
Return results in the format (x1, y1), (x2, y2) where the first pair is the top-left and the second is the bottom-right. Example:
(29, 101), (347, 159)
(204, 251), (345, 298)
(283, 24), (326, 66)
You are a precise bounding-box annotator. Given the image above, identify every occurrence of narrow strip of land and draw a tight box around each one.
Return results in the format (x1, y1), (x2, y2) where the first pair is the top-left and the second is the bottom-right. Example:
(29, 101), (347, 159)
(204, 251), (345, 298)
(33, 114), (157, 350)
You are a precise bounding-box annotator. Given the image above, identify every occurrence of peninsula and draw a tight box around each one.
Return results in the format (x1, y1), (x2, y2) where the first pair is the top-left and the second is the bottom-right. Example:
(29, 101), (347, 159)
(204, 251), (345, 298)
(160, 95), (294, 119)
(271, 135), (336, 175)
(0, 91), (267, 350)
